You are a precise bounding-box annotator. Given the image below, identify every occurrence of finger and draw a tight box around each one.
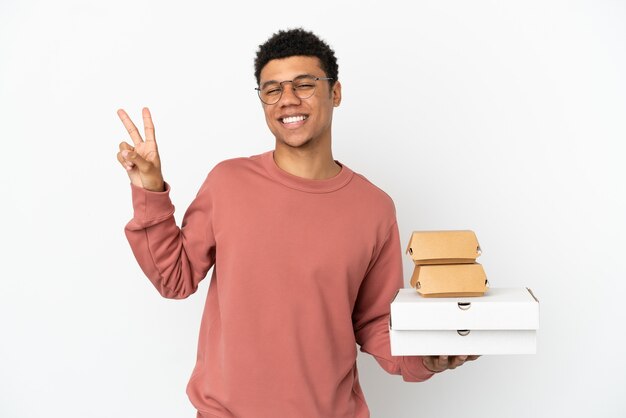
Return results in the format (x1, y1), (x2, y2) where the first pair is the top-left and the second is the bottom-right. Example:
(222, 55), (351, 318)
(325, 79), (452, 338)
(422, 356), (438, 373)
(142, 107), (157, 144)
(467, 355), (481, 361)
(449, 355), (467, 370)
(119, 141), (134, 152)
(436, 355), (449, 371)
(117, 108), (144, 146)
(123, 150), (152, 172)
(117, 150), (134, 171)
(118, 142), (136, 168)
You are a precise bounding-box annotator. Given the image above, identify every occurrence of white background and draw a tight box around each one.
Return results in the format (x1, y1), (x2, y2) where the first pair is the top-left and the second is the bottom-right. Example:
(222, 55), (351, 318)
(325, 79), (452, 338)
(1, 0), (625, 417)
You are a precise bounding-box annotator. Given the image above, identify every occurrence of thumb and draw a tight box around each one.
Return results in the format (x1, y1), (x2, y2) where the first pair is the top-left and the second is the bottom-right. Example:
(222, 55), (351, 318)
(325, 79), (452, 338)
(124, 150), (152, 172)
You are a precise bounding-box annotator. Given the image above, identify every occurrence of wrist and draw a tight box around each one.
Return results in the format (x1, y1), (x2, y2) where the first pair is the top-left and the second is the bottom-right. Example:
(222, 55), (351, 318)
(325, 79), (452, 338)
(143, 180), (165, 192)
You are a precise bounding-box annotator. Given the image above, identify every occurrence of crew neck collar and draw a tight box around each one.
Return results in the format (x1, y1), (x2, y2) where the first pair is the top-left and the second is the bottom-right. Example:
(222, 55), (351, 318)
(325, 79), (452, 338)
(261, 150), (353, 193)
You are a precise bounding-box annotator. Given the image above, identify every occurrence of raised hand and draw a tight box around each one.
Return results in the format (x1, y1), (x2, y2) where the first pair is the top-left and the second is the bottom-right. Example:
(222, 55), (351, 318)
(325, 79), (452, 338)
(422, 355), (481, 373)
(116, 107), (165, 192)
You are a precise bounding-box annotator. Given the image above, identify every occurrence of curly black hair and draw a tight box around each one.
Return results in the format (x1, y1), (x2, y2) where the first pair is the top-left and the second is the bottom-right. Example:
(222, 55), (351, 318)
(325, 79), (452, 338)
(254, 28), (339, 86)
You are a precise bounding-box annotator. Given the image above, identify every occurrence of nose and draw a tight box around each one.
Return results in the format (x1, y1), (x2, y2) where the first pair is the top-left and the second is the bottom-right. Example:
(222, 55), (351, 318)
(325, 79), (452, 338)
(278, 82), (301, 106)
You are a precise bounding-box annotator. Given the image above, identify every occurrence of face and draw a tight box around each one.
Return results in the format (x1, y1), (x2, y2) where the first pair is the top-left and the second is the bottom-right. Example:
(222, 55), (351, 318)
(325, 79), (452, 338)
(258, 55), (341, 150)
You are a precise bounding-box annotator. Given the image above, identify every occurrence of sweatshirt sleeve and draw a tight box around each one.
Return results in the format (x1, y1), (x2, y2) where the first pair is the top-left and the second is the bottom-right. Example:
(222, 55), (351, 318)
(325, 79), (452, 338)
(352, 219), (435, 382)
(123, 177), (216, 299)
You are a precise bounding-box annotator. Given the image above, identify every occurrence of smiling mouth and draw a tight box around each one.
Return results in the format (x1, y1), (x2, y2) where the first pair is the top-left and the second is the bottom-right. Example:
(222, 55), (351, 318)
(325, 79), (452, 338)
(281, 115), (308, 124)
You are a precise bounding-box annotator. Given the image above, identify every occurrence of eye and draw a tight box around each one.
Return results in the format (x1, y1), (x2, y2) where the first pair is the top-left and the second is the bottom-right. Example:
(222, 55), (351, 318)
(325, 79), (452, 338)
(264, 87), (281, 96)
(295, 83), (315, 90)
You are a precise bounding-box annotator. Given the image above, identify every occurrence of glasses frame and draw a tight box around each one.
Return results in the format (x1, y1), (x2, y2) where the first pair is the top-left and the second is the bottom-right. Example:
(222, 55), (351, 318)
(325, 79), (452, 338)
(255, 74), (334, 105)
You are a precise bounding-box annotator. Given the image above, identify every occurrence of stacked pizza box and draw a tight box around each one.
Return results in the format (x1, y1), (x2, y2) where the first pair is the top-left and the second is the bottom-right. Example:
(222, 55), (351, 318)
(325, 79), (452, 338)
(405, 230), (488, 297)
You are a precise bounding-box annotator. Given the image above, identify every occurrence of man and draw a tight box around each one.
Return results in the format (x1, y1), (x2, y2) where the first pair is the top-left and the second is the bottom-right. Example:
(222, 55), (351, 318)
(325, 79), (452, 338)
(116, 28), (478, 418)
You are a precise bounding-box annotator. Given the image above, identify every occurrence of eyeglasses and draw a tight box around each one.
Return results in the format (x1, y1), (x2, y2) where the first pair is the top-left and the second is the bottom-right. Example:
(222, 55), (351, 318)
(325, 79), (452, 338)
(255, 74), (333, 105)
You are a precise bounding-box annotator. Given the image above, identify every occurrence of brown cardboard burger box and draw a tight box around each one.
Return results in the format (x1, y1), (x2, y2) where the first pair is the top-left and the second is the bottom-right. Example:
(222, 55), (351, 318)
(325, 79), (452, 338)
(410, 263), (488, 297)
(406, 230), (481, 265)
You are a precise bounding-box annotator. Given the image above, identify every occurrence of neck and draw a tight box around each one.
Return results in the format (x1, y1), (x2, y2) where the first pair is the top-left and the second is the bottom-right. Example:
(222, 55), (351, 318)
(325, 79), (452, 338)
(273, 143), (341, 180)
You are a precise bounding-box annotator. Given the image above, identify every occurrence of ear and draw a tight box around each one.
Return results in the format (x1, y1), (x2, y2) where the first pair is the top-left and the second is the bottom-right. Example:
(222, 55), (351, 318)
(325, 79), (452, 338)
(331, 80), (342, 107)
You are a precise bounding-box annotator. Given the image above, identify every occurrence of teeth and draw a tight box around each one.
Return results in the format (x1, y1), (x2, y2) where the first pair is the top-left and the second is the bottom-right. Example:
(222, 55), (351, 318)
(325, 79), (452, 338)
(282, 115), (307, 124)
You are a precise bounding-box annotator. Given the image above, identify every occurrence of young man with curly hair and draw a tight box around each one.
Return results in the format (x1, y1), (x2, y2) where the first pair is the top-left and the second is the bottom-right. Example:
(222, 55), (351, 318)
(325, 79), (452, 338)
(116, 28), (477, 418)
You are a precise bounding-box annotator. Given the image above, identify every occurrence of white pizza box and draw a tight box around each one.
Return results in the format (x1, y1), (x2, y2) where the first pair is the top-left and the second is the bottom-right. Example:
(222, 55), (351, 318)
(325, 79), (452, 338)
(389, 287), (539, 355)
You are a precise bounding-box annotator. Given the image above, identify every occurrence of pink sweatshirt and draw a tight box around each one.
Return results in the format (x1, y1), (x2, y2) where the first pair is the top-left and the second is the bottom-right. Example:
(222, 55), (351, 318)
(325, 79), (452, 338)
(124, 150), (434, 418)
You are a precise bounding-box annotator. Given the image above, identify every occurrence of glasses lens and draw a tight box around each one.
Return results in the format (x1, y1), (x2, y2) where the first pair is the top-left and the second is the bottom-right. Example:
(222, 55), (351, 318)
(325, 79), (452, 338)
(292, 76), (317, 100)
(259, 82), (282, 105)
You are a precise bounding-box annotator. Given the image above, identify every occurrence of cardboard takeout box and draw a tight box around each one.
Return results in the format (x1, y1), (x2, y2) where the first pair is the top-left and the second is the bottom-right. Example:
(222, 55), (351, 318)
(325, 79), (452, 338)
(409, 263), (488, 297)
(406, 230), (481, 265)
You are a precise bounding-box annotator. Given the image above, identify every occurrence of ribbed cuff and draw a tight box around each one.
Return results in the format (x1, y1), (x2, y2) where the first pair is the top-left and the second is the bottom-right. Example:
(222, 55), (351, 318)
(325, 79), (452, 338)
(129, 181), (175, 226)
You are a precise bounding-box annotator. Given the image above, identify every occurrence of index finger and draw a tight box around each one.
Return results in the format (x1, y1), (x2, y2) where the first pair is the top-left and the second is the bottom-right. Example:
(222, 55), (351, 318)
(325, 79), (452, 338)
(117, 108), (144, 146)
(142, 107), (156, 143)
